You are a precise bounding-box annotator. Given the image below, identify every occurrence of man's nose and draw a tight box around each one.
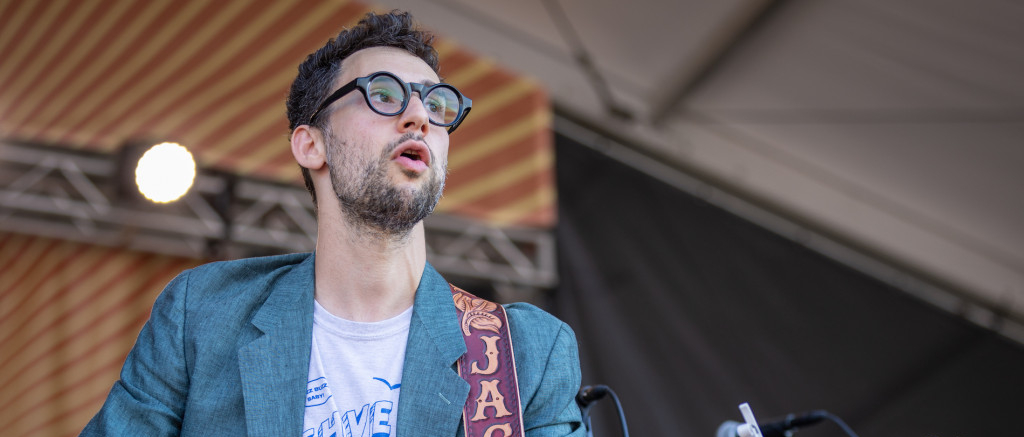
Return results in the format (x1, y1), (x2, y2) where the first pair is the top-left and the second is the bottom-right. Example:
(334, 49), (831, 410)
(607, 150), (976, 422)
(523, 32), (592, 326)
(397, 93), (430, 136)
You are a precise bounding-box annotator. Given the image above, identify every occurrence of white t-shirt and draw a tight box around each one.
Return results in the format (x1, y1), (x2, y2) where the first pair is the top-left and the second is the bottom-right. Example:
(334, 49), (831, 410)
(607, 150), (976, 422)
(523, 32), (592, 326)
(303, 300), (412, 437)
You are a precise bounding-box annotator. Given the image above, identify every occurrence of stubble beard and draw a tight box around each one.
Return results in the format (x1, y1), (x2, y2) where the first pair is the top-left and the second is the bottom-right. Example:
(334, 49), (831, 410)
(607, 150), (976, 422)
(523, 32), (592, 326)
(325, 129), (446, 240)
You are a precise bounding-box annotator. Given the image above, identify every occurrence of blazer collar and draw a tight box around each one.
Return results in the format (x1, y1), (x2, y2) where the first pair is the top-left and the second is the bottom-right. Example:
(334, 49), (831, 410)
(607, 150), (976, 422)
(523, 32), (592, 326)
(410, 263), (468, 364)
(238, 253), (316, 437)
(395, 262), (470, 436)
(235, 256), (469, 437)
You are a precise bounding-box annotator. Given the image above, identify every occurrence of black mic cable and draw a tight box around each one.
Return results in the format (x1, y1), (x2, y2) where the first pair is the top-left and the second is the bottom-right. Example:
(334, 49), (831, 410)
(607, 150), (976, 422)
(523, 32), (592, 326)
(576, 385), (629, 437)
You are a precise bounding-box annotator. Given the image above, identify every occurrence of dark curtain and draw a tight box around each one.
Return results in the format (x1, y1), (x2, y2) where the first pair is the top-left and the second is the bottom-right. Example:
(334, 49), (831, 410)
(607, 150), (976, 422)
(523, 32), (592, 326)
(552, 132), (1024, 437)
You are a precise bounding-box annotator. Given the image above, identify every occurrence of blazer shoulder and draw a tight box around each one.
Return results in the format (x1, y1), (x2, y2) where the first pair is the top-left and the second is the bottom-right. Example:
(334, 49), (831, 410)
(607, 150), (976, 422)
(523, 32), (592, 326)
(188, 252), (311, 277)
(172, 252), (313, 305)
(503, 302), (578, 353)
(504, 302), (572, 332)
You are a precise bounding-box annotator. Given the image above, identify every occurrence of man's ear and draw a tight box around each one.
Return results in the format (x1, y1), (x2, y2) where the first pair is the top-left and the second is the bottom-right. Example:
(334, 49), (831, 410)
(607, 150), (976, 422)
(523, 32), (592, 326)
(291, 125), (326, 170)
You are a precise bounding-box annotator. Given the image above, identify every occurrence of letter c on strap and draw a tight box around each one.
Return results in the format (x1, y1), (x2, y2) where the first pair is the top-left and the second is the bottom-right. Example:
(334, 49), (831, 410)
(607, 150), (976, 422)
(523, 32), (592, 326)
(483, 423), (513, 437)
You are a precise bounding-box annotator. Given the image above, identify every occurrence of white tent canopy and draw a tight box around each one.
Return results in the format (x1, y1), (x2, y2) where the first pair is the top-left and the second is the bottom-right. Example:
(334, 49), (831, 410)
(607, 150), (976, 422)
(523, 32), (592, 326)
(386, 0), (1024, 333)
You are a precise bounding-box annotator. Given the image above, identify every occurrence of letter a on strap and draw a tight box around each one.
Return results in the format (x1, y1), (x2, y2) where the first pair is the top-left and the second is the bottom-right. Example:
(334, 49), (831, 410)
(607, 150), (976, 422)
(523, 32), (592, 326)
(450, 284), (524, 437)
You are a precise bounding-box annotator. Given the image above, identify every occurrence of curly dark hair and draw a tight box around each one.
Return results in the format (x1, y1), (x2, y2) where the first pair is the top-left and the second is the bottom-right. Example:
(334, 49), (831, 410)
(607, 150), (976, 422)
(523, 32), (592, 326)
(286, 10), (439, 206)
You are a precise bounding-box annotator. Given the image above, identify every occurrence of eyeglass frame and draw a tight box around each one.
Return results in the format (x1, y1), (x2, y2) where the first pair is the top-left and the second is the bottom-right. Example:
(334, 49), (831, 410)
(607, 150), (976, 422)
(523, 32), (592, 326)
(306, 71), (473, 134)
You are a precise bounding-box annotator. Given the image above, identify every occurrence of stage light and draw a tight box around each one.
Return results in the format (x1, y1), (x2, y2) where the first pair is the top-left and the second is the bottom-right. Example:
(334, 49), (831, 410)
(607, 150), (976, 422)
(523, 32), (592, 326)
(134, 142), (196, 203)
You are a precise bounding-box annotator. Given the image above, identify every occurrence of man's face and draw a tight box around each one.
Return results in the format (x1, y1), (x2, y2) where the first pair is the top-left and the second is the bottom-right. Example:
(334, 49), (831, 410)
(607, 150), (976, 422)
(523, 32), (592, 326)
(320, 47), (450, 235)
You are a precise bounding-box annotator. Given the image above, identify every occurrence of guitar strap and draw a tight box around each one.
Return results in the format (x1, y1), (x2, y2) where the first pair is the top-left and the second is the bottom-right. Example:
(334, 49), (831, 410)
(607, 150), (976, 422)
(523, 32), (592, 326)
(450, 284), (525, 437)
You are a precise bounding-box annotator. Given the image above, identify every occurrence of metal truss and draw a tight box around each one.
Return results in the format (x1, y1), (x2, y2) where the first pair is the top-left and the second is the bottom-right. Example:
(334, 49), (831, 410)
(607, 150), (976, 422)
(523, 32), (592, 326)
(0, 139), (556, 292)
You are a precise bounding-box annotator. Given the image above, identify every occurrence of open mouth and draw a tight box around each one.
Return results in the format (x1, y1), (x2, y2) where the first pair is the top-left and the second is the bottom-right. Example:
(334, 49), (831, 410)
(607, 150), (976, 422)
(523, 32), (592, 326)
(400, 149), (422, 161)
(393, 142), (431, 168)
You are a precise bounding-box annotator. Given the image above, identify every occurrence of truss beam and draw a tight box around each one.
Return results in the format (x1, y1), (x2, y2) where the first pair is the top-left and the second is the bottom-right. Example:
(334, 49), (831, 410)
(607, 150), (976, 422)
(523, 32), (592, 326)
(0, 140), (556, 291)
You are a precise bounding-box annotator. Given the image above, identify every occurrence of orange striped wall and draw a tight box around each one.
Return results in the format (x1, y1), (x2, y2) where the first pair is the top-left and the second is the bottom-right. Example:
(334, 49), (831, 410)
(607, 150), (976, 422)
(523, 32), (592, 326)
(0, 0), (555, 227)
(0, 231), (203, 437)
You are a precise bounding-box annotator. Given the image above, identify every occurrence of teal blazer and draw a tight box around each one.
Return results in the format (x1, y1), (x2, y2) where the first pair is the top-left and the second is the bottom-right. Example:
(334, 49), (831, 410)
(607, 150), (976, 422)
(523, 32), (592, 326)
(81, 253), (584, 436)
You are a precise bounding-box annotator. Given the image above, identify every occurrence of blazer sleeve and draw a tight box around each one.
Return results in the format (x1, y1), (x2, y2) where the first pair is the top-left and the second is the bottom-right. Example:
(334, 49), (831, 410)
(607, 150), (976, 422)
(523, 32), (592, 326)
(525, 323), (586, 437)
(508, 304), (586, 437)
(80, 270), (192, 436)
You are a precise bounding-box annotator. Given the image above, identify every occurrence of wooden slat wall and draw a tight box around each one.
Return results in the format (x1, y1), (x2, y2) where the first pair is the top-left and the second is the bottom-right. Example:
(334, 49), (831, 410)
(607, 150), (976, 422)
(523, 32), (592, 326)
(0, 231), (202, 437)
(0, 0), (555, 227)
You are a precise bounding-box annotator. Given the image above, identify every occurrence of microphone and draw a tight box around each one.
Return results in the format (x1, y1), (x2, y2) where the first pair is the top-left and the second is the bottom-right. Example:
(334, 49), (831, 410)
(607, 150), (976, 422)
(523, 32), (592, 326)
(717, 411), (827, 437)
(576, 385), (609, 408)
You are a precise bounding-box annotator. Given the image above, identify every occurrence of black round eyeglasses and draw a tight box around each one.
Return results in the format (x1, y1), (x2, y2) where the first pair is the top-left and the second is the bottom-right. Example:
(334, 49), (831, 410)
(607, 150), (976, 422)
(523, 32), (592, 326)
(307, 71), (473, 134)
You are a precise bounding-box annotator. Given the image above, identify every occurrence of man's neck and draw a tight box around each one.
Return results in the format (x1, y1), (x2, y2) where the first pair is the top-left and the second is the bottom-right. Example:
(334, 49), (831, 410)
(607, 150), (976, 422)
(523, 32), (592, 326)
(313, 210), (426, 322)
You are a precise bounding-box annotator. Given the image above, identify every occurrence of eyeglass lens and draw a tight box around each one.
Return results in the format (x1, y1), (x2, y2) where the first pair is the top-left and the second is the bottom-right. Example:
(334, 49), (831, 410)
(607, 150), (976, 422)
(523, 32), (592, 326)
(367, 75), (461, 125)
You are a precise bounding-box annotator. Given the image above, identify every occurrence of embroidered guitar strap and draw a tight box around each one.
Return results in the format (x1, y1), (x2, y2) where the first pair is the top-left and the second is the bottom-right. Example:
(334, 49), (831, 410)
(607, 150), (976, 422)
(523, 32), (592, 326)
(450, 284), (525, 437)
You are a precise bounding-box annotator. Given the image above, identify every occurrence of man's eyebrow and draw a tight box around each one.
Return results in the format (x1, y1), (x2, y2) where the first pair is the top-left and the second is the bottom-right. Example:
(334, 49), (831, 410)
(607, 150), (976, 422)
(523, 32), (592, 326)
(419, 79), (439, 86)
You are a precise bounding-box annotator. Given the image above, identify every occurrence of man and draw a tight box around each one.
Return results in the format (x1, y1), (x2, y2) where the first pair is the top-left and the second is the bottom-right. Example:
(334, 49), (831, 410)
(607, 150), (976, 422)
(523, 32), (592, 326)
(81, 10), (584, 437)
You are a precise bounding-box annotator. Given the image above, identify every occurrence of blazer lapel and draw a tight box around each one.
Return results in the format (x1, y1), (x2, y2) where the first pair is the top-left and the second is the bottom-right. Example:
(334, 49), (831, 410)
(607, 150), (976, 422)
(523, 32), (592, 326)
(238, 254), (316, 437)
(396, 263), (469, 436)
